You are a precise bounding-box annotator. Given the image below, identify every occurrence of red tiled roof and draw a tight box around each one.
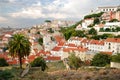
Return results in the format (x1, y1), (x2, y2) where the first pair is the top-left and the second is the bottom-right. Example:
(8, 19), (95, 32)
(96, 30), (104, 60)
(45, 56), (61, 61)
(63, 46), (88, 52)
(33, 42), (38, 45)
(4, 31), (13, 35)
(38, 50), (51, 56)
(54, 35), (65, 42)
(8, 60), (17, 65)
(105, 38), (120, 43)
(63, 48), (77, 52)
(52, 46), (61, 51)
(0, 35), (4, 39)
(28, 55), (36, 62)
(65, 43), (77, 47)
(90, 40), (104, 45)
(98, 24), (104, 28)
(78, 47), (88, 52)
(58, 41), (65, 46)
(81, 38), (89, 43)
(100, 51), (112, 55)
(0, 52), (9, 59)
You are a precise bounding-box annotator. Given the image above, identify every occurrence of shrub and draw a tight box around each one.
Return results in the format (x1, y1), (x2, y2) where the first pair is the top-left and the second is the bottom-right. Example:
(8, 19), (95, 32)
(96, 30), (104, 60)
(68, 53), (83, 70)
(84, 12), (104, 19)
(88, 28), (97, 35)
(0, 69), (14, 80)
(109, 19), (119, 22)
(31, 57), (48, 71)
(91, 53), (111, 67)
(111, 53), (120, 63)
(0, 58), (9, 67)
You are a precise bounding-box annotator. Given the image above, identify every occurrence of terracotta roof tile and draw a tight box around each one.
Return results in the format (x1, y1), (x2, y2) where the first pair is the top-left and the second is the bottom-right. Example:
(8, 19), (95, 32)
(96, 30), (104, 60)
(45, 56), (61, 61)
(52, 46), (61, 51)
(90, 40), (104, 45)
(65, 43), (76, 47)
(100, 51), (113, 55)
(58, 41), (65, 46)
(38, 50), (51, 56)
(8, 60), (17, 65)
(106, 38), (120, 43)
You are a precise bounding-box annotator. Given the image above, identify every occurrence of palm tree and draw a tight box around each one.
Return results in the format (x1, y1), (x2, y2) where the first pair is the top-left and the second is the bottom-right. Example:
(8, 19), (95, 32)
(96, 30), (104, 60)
(8, 33), (31, 69)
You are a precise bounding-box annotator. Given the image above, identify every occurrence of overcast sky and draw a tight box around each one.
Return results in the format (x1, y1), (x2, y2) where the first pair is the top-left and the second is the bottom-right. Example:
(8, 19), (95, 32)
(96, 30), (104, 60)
(0, 0), (120, 28)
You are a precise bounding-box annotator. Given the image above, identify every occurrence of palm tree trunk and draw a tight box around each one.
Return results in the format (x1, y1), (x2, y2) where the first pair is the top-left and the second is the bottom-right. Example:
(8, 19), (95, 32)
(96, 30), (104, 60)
(19, 56), (22, 69)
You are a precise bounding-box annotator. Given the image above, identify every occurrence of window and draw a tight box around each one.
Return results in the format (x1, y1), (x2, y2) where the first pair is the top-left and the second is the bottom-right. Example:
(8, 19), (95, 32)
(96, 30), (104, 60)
(109, 9), (111, 11)
(106, 9), (108, 11)
(112, 9), (114, 11)
(109, 43), (111, 49)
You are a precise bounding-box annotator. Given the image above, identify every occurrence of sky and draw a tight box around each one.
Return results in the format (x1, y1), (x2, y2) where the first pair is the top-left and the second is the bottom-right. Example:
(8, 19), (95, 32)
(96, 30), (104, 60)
(0, 0), (120, 28)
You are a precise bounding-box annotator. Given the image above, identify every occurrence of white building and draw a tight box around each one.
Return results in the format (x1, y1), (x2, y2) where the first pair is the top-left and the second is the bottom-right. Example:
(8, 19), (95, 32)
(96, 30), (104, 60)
(97, 6), (120, 12)
(88, 40), (105, 52)
(43, 34), (56, 51)
(81, 18), (94, 29)
(67, 37), (84, 46)
(104, 38), (120, 54)
(103, 22), (120, 29)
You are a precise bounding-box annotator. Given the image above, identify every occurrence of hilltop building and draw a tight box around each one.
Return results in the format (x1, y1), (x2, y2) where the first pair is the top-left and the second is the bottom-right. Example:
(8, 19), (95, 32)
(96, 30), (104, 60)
(97, 5), (120, 12)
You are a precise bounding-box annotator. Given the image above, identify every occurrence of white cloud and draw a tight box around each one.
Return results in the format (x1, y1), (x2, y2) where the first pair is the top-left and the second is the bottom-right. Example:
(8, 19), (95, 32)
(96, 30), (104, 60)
(11, 7), (45, 19)
(9, 0), (16, 3)
(0, 16), (7, 22)
(10, 0), (93, 19)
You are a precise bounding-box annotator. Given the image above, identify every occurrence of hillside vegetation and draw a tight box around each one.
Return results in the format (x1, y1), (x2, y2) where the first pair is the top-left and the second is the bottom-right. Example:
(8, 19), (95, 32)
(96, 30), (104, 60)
(0, 61), (120, 80)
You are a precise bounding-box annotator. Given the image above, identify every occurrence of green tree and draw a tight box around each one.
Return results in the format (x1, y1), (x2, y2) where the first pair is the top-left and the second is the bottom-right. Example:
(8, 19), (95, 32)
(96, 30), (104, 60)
(68, 53), (83, 70)
(64, 30), (73, 40)
(47, 28), (54, 33)
(0, 69), (14, 80)
(112, 28), (115, 32)
(88, 24), (94, 28)
(72, 30), (86, 37)
(45, 20), (51, 23)
(115, 35), (120, 38)
(0, 58), (9, 67)
(115, 27), (120, 32)
(91, 34), (114, 40)
(88, 28), (97, 35)
(105, 28), (111, 32)
(91, 53), (111, 67)
(84, 12), (104, 19)
(38, 37), (43, 45)
(94, 18), (100, 24)
(101, 34), (114, 39)
(99, 28), (104, 32)
(8, 33), (31, 69)
(37, 31), (40, 34)
(91, 35), (102, 40)
(102, 21), (106, 24)
(31, 57), (48, 71)
(109, 19), (119, 22)
(111, 53), (120, 63)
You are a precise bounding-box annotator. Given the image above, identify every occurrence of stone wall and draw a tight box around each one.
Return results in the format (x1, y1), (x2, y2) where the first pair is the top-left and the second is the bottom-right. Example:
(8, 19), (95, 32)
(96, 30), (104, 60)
(111, 62), (120, 69)
(98, 32), (120, 36)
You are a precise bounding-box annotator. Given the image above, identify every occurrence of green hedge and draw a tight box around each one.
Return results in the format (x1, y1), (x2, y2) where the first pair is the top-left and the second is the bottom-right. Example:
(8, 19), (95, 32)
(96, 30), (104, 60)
(31, 57), (48, 71)
(0, 58), (9, 67)
(111, 54), (120, 63)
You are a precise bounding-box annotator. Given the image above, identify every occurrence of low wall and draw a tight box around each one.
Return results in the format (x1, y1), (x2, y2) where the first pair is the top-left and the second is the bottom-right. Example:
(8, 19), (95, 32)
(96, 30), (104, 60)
(110, 62), (120, 69)
(98, 32), (120, 36)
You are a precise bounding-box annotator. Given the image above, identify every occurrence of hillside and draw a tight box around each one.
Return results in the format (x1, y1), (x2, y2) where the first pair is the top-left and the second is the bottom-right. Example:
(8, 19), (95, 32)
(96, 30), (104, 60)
(1, 61), (119, 80)
(12, 67), (120, 80)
